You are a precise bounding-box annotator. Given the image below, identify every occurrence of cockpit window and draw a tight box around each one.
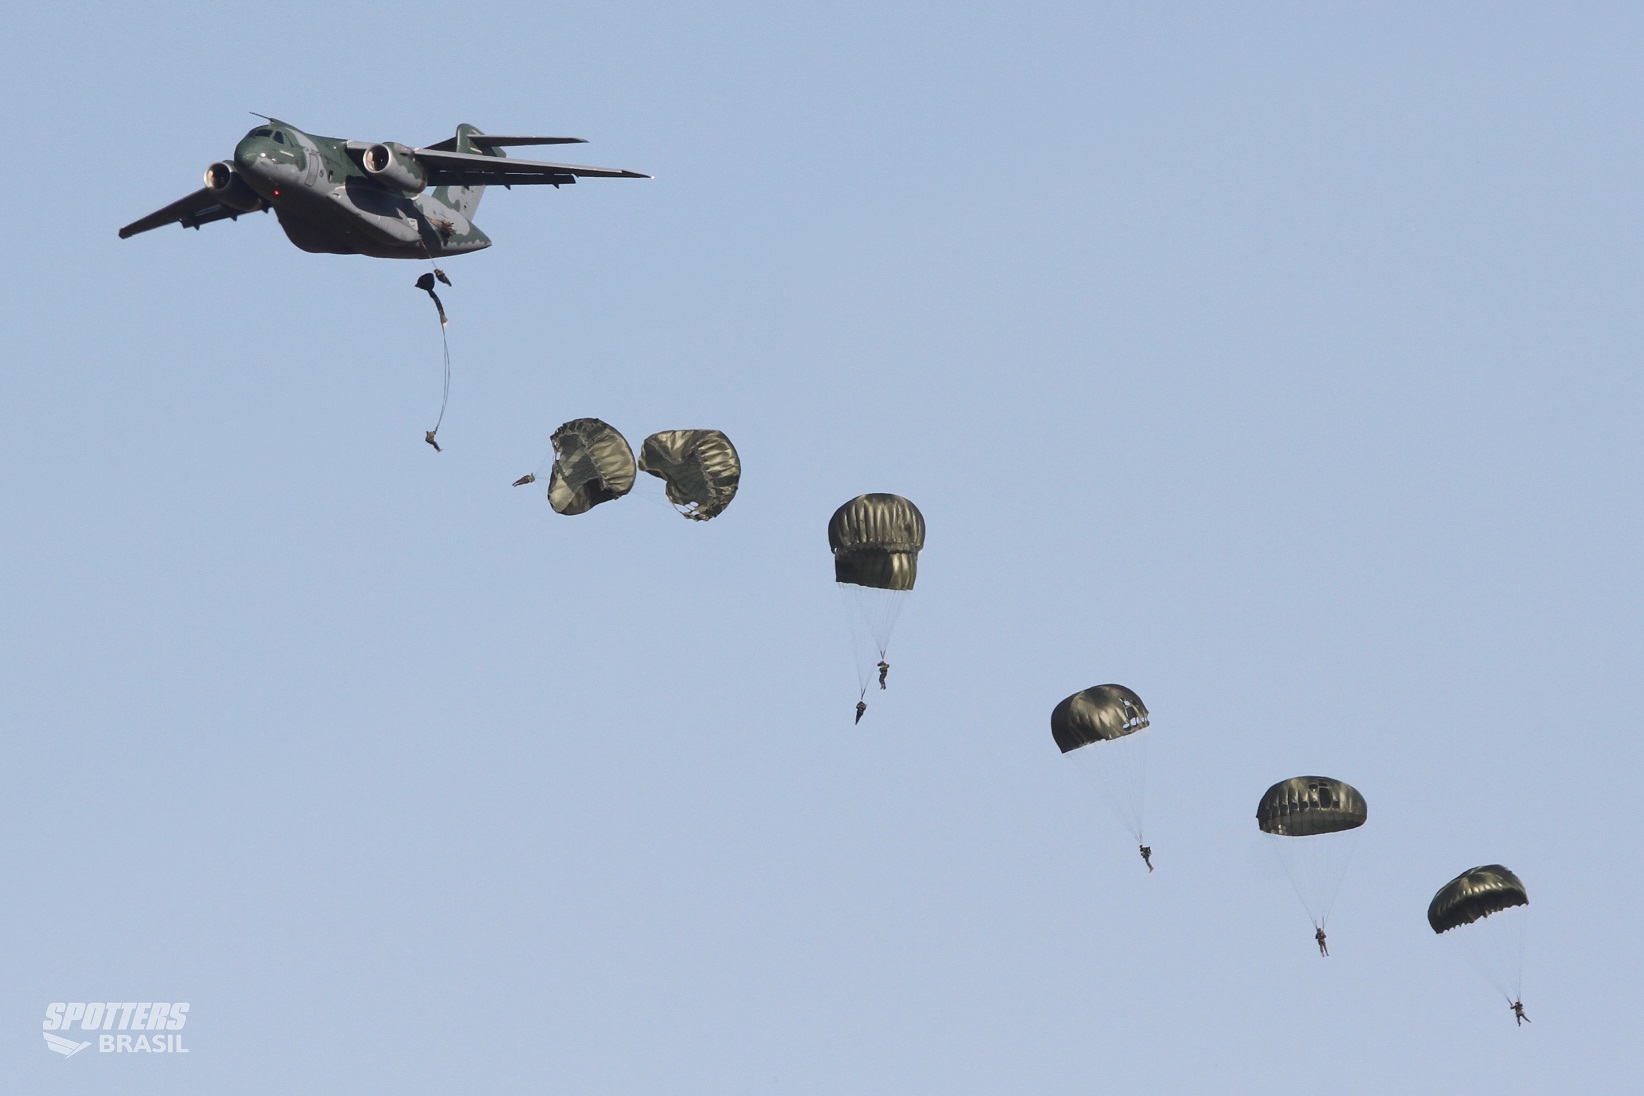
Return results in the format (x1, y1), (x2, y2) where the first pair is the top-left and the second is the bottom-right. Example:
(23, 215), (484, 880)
(250, 128), (273, 137)
(272, 130), (286, 144)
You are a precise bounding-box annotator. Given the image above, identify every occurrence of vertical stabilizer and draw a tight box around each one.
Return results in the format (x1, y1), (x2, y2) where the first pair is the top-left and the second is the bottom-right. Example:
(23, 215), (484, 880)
(440, 123), (494, 218)
(449, 122), (486, 154)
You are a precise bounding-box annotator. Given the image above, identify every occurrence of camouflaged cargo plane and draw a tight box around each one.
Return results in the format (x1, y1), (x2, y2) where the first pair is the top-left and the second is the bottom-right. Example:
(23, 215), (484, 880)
(118, 118), (648, 258)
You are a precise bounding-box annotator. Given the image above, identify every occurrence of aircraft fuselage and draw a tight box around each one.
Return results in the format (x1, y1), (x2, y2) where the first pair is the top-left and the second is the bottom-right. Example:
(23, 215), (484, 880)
(233, 122), (491, 259)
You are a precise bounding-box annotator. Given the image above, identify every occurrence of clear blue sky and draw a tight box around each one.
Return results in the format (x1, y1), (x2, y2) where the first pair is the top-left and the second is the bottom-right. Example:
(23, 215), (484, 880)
(3, 3), (1639, 1091)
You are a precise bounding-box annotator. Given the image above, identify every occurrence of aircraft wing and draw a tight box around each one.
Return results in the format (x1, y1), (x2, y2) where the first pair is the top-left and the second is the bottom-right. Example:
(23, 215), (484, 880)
(119, 188), (265, 238)
(411, 147), (650, 186)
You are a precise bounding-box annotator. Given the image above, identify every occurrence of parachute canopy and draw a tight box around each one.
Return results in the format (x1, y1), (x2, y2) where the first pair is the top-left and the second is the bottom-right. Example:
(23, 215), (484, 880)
(1428, 865), (1528, 934)
(1051, 685), (1150, 753)
(546, 418), (635, 516)
(828, 494), (925, 591)
(1256, 777), (1367, 837)
(637, 429), (741, 521)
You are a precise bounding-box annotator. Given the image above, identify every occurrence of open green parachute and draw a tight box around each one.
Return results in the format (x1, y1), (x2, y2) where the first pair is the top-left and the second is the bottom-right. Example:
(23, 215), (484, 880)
(1257, 777), (1367, 836)
(1428, 865), (1528, 934)
(1052, 685), (1153, 856)
(637, 430), (741, 521)
(829, 494), (925, 591)
(830, 493), (924, 704)
(1257, 777), (1367, 940)
(513, 418), (635, 516)
(1429, 865), (1530, 1009)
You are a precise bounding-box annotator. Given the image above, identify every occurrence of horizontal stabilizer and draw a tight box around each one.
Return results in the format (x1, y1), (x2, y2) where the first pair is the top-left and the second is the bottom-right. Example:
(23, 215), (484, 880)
(412, 147), (650, 186)
(472, 135), (588, 148)
(424, 134), (587, 151)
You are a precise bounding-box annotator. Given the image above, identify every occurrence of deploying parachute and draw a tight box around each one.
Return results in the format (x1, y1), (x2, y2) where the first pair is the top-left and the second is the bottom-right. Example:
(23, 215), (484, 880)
(414, 269), (455, 452)
(1429, 865), (1530, 1017)
(1052, 685), (1153, 865)
(637, 430), (741, 521)
(513, 418), (635, 515)
(830, 494), (924, 715)
(1257, 776), (1367, 948)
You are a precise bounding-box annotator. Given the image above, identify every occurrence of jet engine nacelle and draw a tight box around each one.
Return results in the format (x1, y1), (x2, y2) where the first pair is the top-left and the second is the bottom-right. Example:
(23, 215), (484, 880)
(204, 162), (264, 212)
(362, 142), (427, 194)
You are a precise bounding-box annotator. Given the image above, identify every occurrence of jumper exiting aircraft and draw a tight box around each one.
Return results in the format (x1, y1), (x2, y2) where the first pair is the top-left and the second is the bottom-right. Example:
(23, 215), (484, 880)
(118, 118), (649, 258)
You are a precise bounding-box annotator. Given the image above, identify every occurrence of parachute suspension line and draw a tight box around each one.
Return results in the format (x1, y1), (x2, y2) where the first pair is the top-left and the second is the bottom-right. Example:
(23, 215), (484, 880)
(1271, 843), (1321, 931)
(1129, 736), (1147, 841)
(1266, 830), (1359, 933)
(837, 585), (875, 697)
(1490, 907), (1529, 1005)
(838, 585), (910, 696)
(1457, 916), (1525, 1006)
(1104, 733), (1147, 843)
(429, 317), (452, 442)
(858, 589), (908, 690)
(1085, 758), (1141, 844)
(874, 589), (908, 652)
(1135, 734), (1147, 844)
(625, 472), (676, 512)
(1315, 834), (1361, 931)
(1515, 911), (1527, 1002)
(1071, 738), (1146, 846)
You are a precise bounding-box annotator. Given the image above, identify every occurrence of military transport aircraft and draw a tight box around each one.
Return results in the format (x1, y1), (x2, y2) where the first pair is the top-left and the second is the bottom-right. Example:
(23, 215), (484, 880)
(118, 118), (648, 258)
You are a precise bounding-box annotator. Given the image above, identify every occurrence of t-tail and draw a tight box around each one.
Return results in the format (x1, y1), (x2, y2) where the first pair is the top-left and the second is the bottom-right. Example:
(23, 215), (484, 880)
(429, 124), (591, 219)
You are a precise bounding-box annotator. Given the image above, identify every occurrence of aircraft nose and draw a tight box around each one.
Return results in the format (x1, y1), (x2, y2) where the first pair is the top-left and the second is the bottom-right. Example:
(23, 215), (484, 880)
(233, 138), (261, 171)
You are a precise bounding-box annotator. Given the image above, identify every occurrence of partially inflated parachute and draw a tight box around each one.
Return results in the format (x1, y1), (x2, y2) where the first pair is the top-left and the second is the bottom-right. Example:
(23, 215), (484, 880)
(1051, 685), (1150, 752)
(1257, 777), (1367, 941)
(830, 494), (924, 706)
(515, 418), (635, 516)
(1429, 865), (1530, 1010)
(637, 430), (741, 521)
(1053, 685), (1153, 859)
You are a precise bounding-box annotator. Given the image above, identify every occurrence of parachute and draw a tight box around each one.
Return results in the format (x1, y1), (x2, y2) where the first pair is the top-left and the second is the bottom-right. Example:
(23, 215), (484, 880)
(829, 493), (924, 705)
(1256, 777), (1367, 837)
(1429, 865), (1529, 1007)
(513, 418), (636, 515)
(1051, 685), (1150, 751)
(1257, 776), (1366, 940)
(1052, 685), (1152, 854)
(829, 493), (924, 591)
(637, 430), (741, 521)
(1428, 865), (1529, 933)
